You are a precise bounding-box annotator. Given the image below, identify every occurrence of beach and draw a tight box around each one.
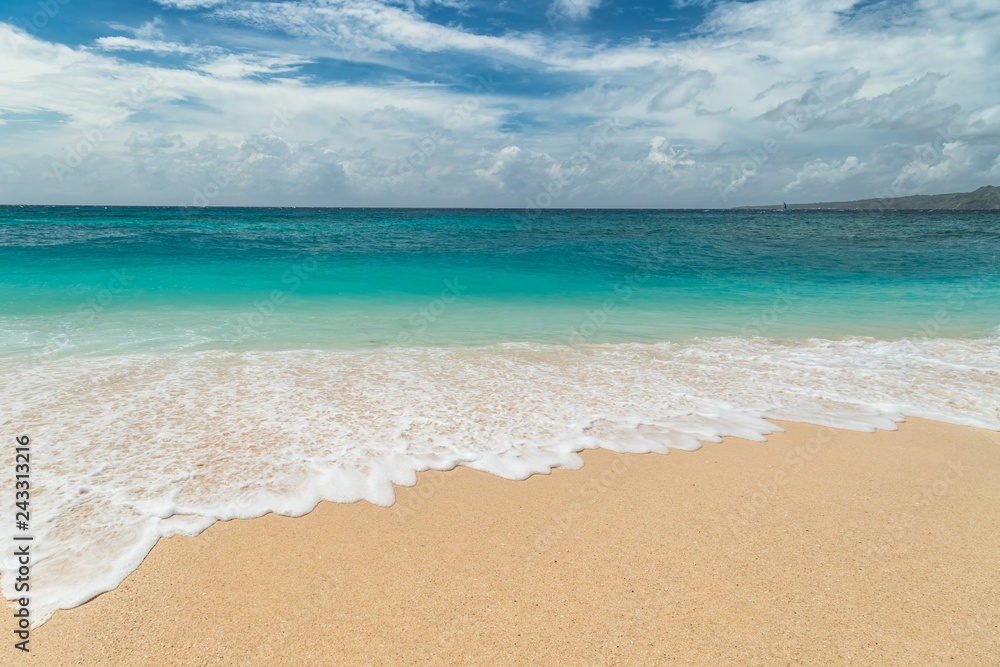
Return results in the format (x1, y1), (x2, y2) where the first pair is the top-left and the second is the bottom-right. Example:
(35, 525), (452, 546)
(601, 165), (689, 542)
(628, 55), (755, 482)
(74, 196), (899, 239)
(11, 417), (998, 665)
(2, 207), (998, 663)
(4, 0), (1000, 660)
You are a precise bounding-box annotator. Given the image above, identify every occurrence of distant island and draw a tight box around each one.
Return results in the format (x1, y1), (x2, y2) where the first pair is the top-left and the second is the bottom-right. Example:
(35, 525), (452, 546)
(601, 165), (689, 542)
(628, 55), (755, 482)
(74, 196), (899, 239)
(738, 185), (1000, 210)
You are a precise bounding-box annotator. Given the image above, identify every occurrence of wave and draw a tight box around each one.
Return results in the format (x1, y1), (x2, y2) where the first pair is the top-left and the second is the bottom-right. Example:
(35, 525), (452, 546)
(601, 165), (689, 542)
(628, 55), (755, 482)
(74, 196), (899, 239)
(1, 337), (998, 625)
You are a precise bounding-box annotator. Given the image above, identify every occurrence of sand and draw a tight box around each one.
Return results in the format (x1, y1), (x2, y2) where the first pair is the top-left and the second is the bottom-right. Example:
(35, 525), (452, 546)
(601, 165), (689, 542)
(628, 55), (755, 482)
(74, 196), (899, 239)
(7, 417), (1000, 665)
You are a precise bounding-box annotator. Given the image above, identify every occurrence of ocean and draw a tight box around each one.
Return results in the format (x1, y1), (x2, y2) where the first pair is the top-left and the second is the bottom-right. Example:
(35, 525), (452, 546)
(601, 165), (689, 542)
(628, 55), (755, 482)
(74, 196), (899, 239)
(2, 206), (998, 624)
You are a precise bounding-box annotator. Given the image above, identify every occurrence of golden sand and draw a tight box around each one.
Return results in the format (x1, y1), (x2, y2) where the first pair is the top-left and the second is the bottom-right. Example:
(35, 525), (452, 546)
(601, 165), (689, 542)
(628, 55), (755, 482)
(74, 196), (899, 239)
(9, 418), (1000, 665)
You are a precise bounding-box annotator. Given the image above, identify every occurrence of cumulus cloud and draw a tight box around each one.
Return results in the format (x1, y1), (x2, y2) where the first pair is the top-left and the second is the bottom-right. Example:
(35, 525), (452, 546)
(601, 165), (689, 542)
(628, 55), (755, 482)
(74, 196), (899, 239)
(784, 156), (866, 191)
(963, 104), (1000, 141)
(888, 140), (974, 196)
(646, 137), (695, 169)
(989, 154), (1000, 179)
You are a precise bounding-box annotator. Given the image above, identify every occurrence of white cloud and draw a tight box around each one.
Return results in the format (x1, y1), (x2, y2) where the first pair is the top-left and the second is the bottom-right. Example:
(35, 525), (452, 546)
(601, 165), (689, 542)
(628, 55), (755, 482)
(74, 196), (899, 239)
(956, 104), (1000, 141)
(195, 53), (308, 79)
(548, 0), (603, 22)
(761, 72), (959, 133)
(154, 0), (229, 9)
(126, 130), (183, 151)
(568, 80), (641, 113)
(889, 140), (973, 195)
(2, 0), (1000, 206)
(785, 156), (865, 191)
(104, 18), (167, 41)
(213, 0), (546, 61)
(360, 105), (417, 129)
(95, 36), (205, 55)
(648, 70), (713, 111)
(646, 137), (695, 169)
(988, 154), (1000, 179)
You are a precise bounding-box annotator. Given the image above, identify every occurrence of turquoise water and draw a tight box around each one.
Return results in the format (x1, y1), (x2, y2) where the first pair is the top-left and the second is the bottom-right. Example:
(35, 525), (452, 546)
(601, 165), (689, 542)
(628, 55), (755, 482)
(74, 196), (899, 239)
(2, 207), (998, 355)
(2, 207), (999, 625)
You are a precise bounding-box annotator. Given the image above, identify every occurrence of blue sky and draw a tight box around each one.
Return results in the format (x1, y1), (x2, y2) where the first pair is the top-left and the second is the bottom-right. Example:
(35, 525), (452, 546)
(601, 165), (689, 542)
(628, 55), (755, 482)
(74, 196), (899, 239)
(1, 0), (998, 206)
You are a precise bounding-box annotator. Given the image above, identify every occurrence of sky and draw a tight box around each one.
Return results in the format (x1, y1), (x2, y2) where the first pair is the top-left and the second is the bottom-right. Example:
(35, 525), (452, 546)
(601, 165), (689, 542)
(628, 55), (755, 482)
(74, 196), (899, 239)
(0, 0), (998, 207)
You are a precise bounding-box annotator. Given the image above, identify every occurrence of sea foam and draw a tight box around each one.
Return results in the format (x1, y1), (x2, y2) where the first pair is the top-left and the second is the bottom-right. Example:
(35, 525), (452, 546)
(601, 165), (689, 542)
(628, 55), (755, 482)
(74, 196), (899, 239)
(1, 337), (998, 625)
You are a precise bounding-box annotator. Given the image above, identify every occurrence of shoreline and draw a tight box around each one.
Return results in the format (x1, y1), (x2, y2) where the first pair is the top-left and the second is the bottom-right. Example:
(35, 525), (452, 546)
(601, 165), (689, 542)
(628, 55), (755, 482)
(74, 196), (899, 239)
(9, 417), (1000, 664)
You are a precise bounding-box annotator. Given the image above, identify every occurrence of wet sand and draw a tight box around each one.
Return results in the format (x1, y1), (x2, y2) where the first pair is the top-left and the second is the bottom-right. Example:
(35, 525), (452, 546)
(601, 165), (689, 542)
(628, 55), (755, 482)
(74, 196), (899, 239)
(10, 418), (1000, 665)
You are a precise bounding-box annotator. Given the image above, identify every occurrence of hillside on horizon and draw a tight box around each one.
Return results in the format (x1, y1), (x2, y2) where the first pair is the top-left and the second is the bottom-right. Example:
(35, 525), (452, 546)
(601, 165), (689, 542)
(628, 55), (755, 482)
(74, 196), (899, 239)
(738, 186), (1000, 210)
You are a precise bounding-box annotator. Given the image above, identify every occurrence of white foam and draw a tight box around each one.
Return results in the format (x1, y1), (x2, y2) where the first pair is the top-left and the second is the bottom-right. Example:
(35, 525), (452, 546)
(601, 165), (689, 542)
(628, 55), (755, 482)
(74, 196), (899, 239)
(1, 337), (998, 625)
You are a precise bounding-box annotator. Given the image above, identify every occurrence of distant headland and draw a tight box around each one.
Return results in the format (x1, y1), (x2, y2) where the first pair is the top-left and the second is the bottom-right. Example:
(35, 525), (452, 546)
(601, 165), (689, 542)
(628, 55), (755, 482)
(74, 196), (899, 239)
(737, 185), (1000, 210)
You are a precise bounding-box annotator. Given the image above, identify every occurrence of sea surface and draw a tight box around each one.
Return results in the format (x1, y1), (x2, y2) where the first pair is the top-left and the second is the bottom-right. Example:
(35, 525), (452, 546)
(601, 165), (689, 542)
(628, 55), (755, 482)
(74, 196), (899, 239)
(1, 207), (999, 624)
